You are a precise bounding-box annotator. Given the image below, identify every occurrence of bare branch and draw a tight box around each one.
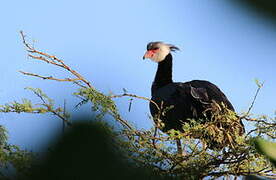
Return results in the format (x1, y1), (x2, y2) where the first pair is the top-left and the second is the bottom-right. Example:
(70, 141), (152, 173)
(19, 71), (81, 82)
(245, 83), (263, 116)
(20, 31), (93, 88)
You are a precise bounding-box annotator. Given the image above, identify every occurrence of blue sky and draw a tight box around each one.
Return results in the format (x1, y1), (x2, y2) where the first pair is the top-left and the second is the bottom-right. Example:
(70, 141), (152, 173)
(1, 0), (276, 151)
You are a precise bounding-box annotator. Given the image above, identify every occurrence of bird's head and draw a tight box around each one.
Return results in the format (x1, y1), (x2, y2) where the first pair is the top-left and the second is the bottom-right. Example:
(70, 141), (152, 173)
(143, 42), (179, 62)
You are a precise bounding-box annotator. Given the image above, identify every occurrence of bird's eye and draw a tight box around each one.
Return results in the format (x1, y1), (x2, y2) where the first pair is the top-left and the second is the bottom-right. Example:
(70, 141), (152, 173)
(152, 47), (159, 50)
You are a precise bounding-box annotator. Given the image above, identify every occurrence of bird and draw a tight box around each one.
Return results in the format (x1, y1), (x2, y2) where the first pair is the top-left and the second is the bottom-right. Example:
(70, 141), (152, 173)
(143, 41), (244, 150)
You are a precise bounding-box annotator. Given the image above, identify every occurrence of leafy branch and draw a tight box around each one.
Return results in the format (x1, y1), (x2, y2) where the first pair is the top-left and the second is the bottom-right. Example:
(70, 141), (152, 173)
(1, 32), (275, 179)
(0, 87), (71, 126)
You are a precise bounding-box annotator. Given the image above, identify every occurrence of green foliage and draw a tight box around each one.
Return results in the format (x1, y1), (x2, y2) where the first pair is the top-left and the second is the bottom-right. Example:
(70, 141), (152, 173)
(0, 87), (70, 123)
(0, 126), (8, 145)
(0, 126), (33, 179)
(71, 86), (276, 179)
(74, 88), (118, 119)
(25, 87), (54, 106)
(254, 138), (276, 166)
(2, 83), (276, 179)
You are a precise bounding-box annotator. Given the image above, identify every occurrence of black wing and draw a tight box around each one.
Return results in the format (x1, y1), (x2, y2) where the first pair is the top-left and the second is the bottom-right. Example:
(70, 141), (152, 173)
(150, 80), (235, 132)
(187, 80), (234, 111)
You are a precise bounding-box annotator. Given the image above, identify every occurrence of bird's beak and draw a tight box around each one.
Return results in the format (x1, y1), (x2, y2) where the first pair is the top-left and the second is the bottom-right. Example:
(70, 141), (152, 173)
(143, 50), (153, 60)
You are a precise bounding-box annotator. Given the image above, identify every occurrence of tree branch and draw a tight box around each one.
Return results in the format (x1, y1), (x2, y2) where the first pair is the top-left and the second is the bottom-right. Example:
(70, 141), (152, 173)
(20, 31), (93, 88)
(110, 93), (160, 111)
(19, 71), (81, 82)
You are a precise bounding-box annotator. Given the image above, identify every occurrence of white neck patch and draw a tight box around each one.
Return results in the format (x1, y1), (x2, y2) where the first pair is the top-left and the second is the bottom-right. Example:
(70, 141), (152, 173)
(150, 43), (171, 63)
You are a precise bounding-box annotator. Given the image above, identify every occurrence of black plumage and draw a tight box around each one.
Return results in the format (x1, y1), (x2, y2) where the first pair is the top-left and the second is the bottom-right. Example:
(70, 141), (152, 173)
(150, 54), (235, 132)
(144, 42), (244, 149)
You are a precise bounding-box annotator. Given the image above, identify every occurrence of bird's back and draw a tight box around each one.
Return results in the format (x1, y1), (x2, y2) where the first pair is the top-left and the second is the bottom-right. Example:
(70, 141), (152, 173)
(150, 80), (234, 132)
(188, 80), (234, 109)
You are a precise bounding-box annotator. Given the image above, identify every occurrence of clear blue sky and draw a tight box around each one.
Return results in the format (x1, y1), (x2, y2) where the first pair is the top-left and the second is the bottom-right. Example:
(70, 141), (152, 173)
(1, 0), (276, 151)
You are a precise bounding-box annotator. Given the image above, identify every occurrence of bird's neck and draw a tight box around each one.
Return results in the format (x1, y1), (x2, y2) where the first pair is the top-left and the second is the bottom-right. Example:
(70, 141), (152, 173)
(152, 54), (173, 92)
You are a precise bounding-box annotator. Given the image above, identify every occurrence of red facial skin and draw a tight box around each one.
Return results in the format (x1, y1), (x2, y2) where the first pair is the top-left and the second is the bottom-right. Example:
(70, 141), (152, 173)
(143, 49), (159, 59)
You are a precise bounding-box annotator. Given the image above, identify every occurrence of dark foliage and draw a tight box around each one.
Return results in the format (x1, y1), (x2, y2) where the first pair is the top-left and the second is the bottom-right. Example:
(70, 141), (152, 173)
(234, 0), (276, 25)
(21, 119), (172, 180)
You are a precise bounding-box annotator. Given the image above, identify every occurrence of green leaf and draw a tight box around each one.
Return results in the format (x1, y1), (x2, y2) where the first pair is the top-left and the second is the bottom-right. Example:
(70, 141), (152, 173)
(255, 138), (276, 166)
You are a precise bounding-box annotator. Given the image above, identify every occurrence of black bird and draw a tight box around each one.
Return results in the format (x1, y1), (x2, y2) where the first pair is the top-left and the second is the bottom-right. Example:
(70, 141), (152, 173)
(143, 42), (243, 150)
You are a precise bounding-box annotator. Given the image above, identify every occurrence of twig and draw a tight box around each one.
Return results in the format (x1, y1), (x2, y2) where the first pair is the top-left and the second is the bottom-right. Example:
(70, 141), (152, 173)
(50, 108), (72, 127)
(109, 110), (134, 131)
(152, 127), (158, 149)
(19, 31), (93, 89)
(206, 169), (275, 179)
(245, 83), (263, 116)
(128, 98), (133, 112)
(19, 71), (81, 82)
(243, 116), (276, 126)
(27, 86), (72, 127)
(63, 99), (66, 133)
(110, 93), (160, 111)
